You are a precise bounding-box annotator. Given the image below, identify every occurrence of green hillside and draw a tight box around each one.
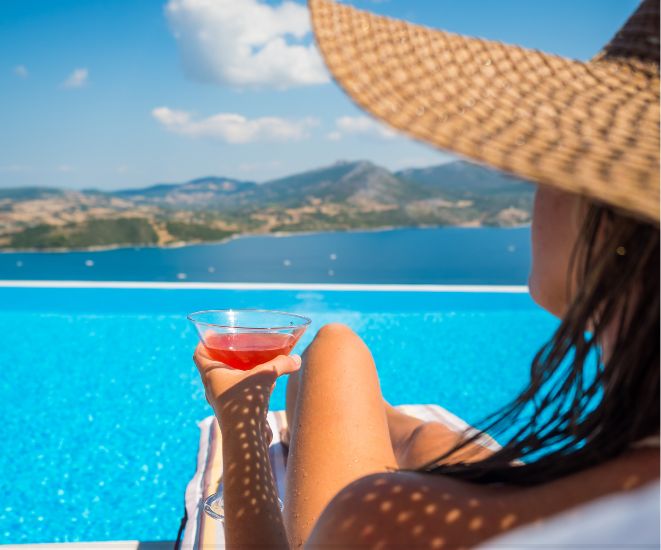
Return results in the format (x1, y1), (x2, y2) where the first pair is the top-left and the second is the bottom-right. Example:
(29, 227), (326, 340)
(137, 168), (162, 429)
(9, 218), (158, 249)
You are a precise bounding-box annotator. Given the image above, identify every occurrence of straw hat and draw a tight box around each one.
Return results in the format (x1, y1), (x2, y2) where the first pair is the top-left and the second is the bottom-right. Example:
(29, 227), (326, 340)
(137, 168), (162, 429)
(309, 0), (660, 223)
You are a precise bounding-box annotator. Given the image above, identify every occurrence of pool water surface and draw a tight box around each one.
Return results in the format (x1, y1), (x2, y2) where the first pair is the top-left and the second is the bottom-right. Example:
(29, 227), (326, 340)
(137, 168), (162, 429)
(0, 285), (557, 544)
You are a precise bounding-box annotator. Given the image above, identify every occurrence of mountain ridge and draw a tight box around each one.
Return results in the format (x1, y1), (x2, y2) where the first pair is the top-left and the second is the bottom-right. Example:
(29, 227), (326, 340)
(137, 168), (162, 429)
(0, 159), (534, 250)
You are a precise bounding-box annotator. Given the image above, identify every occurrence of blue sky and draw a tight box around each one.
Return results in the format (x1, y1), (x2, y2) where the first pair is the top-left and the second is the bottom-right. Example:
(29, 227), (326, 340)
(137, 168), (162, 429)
(0, 0), (639, 190)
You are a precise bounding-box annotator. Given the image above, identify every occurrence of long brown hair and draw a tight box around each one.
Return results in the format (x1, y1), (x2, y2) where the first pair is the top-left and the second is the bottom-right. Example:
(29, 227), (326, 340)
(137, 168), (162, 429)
(425, 202), (660, 485)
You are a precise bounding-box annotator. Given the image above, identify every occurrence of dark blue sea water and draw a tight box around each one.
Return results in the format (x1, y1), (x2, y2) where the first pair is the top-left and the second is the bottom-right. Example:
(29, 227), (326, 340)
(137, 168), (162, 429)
(0, 227), (531, 284)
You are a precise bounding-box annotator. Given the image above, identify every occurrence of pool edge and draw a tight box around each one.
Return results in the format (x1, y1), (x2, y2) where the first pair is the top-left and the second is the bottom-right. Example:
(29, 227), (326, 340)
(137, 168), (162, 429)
(0, 280), (529, 293)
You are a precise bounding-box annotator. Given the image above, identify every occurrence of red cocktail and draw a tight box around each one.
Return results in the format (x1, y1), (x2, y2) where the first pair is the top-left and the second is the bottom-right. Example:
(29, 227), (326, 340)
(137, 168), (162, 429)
(202, 331), (300, 370)
(188, 308), (311, 522)
(188, 309), (311, 371)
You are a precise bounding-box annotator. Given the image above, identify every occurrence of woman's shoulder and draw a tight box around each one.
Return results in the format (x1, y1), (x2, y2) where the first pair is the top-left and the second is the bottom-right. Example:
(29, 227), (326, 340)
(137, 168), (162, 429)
(306, 449), (659, 549)
(305, 471), (528, 548)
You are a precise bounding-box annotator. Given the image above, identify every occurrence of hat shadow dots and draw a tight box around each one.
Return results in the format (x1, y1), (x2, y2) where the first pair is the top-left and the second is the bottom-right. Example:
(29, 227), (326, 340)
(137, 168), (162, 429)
(325, 473), (525, 549)
(215, 376), (282, 524)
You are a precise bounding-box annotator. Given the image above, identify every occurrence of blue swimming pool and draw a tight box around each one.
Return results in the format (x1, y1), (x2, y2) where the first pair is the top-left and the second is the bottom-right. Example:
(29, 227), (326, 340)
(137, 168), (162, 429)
(0, 285), (557, 544)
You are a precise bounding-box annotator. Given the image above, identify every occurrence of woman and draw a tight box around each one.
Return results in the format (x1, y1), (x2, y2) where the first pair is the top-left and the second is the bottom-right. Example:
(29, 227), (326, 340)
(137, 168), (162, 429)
(193, 0), (659, 547)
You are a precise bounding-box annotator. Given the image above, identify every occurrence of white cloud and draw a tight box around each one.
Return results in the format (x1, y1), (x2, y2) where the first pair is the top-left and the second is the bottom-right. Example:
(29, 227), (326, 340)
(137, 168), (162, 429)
(62, 68), (89, 89)
(152, 107), (318, 144)
(14, 65), (28, 78)
(164, 0), (329, 89)
(329, 115), (399, 141)
(56, 164), (75, 173)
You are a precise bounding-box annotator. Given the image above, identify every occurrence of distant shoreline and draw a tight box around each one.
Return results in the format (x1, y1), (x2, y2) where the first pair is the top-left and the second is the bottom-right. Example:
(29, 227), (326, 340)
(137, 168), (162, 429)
(0, 223), (531, 254)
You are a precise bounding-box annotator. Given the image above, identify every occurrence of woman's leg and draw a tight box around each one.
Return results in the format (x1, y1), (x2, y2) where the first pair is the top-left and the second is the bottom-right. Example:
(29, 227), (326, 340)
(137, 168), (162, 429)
(284, 323), (397, 547)
(286, 354), (494, 473)
(383, 402), (431, 464)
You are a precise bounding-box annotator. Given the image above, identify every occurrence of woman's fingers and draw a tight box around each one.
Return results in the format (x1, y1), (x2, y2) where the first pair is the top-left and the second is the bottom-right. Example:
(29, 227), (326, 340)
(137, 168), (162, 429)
(257, 354), (302, 377)
(193, 342), (216, 363)
(192, 342), (208, 367)
(193, 343), (228, 371)
(193, 345), (302, 409)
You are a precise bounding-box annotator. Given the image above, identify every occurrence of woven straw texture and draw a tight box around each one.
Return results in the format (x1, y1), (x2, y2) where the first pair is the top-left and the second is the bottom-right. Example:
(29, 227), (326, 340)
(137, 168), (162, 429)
(309, 0), (660, 223)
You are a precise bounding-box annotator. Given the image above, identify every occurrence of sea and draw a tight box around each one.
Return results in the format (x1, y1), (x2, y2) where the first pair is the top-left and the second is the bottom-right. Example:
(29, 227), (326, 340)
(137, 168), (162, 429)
(0, 226), (531, 284)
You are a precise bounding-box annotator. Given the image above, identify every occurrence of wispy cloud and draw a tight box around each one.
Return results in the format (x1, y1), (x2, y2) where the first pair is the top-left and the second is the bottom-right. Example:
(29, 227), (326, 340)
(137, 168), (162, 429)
(61, 68), (89, 89)
(152, 107), (319, 144)
(13, 65), (28, 78)
(327, 116), (399, 141)
(164, 0), (328, 89)
(56, 164), (75, 173)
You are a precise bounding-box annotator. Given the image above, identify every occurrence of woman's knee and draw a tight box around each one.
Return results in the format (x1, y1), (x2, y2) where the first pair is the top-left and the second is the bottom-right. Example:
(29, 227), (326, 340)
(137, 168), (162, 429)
(302, 323), (374, 373)
(314, 322), (357, 341)
(304, 323), (368, 357)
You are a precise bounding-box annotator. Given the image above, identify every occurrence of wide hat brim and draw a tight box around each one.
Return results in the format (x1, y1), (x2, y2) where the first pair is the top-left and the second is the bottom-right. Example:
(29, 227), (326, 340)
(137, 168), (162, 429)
(309, 0), (660, 223)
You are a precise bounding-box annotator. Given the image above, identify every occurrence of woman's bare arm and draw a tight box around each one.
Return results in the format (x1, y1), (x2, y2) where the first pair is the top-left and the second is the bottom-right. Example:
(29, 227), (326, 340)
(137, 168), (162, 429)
(216, 374), (289, 549)
(194, 346), (301, 549)
(307, 449), (660, 549)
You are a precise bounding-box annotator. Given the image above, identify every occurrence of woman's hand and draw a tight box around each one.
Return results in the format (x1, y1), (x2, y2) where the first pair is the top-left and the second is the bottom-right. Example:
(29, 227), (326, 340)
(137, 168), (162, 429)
(193, 342), (301, 420)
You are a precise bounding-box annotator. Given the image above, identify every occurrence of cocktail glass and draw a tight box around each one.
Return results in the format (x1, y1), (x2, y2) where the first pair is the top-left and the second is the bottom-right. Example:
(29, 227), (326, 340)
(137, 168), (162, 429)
(188, 309), (311, 521)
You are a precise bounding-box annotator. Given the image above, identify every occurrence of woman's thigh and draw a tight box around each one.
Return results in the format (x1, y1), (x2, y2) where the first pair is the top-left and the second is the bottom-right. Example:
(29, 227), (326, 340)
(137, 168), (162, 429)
(284, 323), (397, 547)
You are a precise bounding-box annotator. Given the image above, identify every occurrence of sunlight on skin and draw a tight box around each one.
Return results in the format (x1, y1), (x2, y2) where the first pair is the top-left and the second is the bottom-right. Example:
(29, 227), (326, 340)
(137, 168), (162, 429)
(392, 416), (496, 470)
(361, 524), (375, 537)
(194, 342), (299, 548)
(307, 450), (659, 549)
(500, 513), (518, 530)
(340, 516), (356, 531)
(412, 523), (425, 536)
(306, 471), (566, 548)
(198, 322), (659, 548)
(445, 508), (461, 523)
(220, 381), (283, 535)
(278, 310), (659, 550)
(622, 475), (640, 490)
